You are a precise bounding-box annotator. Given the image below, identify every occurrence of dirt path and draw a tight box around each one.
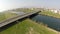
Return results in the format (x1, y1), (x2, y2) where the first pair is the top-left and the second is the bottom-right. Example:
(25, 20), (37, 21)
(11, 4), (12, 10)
(47, 28), (60, 34)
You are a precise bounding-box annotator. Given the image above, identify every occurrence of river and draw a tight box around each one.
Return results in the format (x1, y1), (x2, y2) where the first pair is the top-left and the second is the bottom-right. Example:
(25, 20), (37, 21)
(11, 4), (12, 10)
(31, 14), (60, 31)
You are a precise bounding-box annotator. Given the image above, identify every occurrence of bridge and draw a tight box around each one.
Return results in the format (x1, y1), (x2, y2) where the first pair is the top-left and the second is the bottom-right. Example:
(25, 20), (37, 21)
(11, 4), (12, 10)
(0, 11), (40, 27)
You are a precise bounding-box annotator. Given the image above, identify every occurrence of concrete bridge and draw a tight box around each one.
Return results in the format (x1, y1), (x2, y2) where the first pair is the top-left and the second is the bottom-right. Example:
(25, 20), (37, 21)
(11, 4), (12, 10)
(0, 11), (40, 27)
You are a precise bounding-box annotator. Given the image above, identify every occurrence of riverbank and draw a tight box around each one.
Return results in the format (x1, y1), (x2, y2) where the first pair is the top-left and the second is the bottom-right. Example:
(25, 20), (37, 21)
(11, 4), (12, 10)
(46, 27), (59, 34)
(39, 11), (60, 19)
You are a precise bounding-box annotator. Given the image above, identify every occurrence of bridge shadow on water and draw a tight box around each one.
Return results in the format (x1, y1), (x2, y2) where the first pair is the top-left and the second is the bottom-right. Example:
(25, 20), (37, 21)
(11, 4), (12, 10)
(28, 12), (39, 19)
(0, 13), (39, 32)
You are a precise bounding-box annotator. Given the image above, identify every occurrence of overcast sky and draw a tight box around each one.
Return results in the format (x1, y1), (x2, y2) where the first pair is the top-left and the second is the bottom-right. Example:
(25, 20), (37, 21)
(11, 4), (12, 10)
(0, 0), (60, 12)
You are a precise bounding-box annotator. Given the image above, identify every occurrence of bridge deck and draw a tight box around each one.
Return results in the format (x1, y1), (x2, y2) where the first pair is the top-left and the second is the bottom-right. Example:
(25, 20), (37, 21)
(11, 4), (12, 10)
(0, 11), (40, 27)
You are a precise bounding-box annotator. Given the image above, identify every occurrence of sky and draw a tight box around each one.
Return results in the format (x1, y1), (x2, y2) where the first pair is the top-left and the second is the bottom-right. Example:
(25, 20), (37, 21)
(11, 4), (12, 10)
(0, 0), (60, 12)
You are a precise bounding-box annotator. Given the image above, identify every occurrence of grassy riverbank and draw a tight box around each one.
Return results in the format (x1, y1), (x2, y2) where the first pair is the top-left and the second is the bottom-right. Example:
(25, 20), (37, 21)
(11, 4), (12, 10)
(0, 19), (57, 34)
(39, 10), (60, 18)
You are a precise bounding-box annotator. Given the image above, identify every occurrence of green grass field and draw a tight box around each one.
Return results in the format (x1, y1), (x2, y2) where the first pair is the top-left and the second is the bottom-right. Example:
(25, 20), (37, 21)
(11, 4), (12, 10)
(0, 12), (17, 22)
(0, 13), (6, 21)
(0, 19), (57, 34)
(39, 10), (60, 18)
(14, 8), (34, 13)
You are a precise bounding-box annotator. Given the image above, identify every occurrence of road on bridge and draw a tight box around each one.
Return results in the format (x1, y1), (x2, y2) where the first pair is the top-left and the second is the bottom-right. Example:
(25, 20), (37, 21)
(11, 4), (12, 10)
(0, 10), (40, 27)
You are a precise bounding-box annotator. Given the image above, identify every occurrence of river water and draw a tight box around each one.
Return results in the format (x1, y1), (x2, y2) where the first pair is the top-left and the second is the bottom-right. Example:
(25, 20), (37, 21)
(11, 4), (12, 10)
(31, 14), (60, 31)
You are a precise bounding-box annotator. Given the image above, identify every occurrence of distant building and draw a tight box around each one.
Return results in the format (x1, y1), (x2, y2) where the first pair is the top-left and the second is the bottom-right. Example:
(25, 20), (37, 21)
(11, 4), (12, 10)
(31, 8), (34, 10)
(50, 9), (58, 13)
(58, 9), (60, 14)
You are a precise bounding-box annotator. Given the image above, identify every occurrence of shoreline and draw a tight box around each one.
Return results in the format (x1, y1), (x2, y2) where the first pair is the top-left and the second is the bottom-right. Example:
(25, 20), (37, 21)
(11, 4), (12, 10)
(47, 27), (59, 34)
(39, 14), (60, 19)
